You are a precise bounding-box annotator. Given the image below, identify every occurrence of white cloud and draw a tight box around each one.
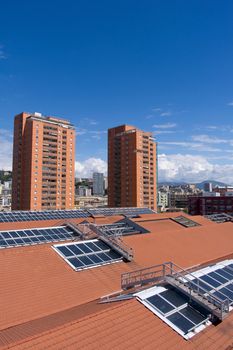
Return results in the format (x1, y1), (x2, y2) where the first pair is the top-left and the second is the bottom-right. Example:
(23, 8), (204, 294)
(0, 129), (13, 170)
(0, 45), (6, 59)
(153, 130), (175, 135)
(75, 158), (107, 178)
(76, 128), (87, 136)
(192, 134), (230, 144)
(160, 141), (221, 152)
(158, 153), (233, 184)
(160, 112), (171, 117)
(153, 123), (176, 129)
(227, 102), (233, 106)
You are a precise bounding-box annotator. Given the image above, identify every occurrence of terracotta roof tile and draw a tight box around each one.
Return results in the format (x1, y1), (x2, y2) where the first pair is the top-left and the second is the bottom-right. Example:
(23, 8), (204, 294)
(1, 212), (233, 349)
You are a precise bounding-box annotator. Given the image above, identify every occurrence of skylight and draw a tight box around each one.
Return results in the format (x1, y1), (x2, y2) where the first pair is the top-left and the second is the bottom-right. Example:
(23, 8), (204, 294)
(135, 259), (233, 339)
(53, 239), (123, 271)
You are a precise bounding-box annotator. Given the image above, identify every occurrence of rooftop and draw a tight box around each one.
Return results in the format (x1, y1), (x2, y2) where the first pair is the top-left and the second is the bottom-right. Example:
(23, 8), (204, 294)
(1, 209), (233, 349)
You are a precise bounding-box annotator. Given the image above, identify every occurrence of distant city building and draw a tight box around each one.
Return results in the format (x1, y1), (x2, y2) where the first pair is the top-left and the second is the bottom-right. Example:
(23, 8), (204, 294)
(108, 124), (157, 210)
(204, 182), (213, 192)
(213, 186), (233, 196)
(12, 112), (75, 211)
(77, 186), (92, 197)
(103, 176), (108, 193)
(75, 195), (108, 208)
(93, 172), (104, 196)
(168, 192), (189, 209)
(158, 191), (169, 209)
(188, 195), (233, 215)
(157, 183), (201, 212)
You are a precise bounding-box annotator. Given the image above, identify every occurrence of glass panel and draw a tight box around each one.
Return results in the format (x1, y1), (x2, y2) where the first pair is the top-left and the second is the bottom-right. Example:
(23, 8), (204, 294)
(57, 246), (73, 257)
(147, 294), (174, 314)
(199, 275), (221, 288)
(107, 250), (121, 260)
(88, 254), (102, 264)
(68, 245), (84, 256)
(215, 268), (233, 281)
(94, 240), (109, 250)
(209, 272), (228, 284)
(97, 252), (112, 262)
(180, 306), (206, 324)
(7, 239), (16, 245)
(160, 289), (187, 308)
(168, 312), (194, 333)
(10, 231), (19, 238)
(85, 242), (101, 252)
(78, 255), (94, 266)
(224, 283), (233, 292)
(78, 244), (92, 254)
(224, 267), (233, 278)
(1, 232), (11, 239)
(218, 287), (233, 301)
(212, 290), (229, 301)
(68, 257), (84, 269)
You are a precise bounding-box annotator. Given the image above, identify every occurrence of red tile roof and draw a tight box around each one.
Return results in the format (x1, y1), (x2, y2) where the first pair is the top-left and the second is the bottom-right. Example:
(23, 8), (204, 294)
(0, 212), (233, 349)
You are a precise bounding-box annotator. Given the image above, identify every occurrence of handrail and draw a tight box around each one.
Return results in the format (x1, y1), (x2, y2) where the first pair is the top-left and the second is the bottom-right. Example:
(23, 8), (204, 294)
(121, 261), (230, 318)
(89, 223), (133, 261)
(168, 268), (229, 315)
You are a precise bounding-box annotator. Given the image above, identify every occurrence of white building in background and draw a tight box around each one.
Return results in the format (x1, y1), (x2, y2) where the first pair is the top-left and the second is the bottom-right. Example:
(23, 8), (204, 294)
(104, 176), (108, 193)
(158, 191), (169, 209)
(77, 186), (92, 197)
(93, 173), (104, 196)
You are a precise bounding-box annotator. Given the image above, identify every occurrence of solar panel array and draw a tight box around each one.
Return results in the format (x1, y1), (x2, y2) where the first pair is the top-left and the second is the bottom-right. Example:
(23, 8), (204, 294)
(206, 213), (233, 223)
(87, 207), (154, 217)
(0, 209), (89, 223)
(54, 239), (123, 271)
(0, 226), (75, 249)
(187, 263), (233, 305)
(0, 207), (155, 223)
(138, 286), (209, 338)
(172, 216), (200, 227)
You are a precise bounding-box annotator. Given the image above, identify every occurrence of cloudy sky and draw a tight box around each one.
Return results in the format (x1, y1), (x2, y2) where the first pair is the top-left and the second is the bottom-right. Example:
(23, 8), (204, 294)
(1, 1), (233, 184)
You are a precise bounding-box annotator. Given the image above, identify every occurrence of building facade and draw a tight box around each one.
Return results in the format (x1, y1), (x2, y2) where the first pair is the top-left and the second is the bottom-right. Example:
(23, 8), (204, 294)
(188, 194), (233, 215)
(93, 172), (104, 196)
(108, 124), (157, 210)
(12, 112), (75, 211)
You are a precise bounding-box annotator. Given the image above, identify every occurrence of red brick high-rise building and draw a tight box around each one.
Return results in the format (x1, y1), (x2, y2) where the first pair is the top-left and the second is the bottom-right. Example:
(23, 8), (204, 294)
(12, 112), (75, 211)
(108, 125), (157, 210)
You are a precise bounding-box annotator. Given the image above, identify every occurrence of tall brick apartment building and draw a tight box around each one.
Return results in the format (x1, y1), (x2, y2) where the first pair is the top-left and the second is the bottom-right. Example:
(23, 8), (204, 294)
(108, 124), (157, 210)
(12, 112), (75, 211)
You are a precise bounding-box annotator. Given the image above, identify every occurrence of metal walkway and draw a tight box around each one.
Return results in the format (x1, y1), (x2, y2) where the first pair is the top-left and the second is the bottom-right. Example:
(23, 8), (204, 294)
(121, 262), (231, 320)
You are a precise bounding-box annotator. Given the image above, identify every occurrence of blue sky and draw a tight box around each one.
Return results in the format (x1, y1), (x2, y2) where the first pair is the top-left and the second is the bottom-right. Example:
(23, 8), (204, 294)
(1, 0), (233, 183)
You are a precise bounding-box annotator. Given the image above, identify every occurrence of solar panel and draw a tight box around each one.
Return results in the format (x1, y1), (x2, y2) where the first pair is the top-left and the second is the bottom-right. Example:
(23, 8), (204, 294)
(137, 285), (209, 339)
(171, 216), (200, 227)
(53, 239), (123, 271)
(87, 207), (154, 217)
(0, 226), (75, 248)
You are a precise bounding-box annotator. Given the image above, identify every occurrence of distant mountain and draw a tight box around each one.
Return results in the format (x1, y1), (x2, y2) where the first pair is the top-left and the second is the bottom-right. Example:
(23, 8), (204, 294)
(196, 180), (232, 190)
(158, 180), (232, 189)
(158, 181), (187, 186)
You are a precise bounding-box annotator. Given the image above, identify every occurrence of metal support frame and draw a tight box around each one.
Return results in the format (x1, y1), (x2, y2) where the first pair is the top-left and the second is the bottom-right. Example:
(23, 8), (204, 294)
(121, 261), (231, 320)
